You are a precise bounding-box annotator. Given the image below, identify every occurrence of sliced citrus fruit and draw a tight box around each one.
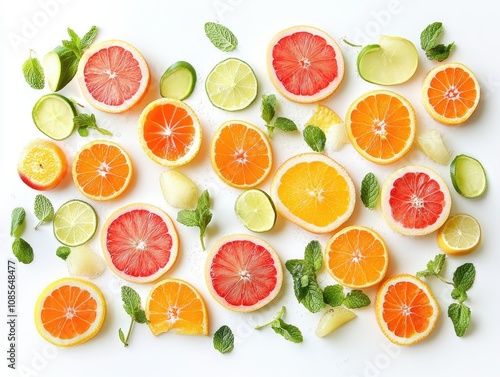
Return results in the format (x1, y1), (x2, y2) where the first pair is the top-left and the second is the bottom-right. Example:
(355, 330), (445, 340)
(325, 225), (389, 289)
(381, 165), (451, 236)
(437, 213), (481, 255)
(417, 129), (452, 165)
(66, 244), (107, 278)
(17, 139), (67, 191)
(160, 169), (199, 209)
(305, 104), (348, 151)
(53, 199), (98, 247)
(146, 278), (208, 336)
(138, 98), (202, 167)
(267, 25), (344, 103)
(101, 203), (178, 283)
(205, 57), (258, 111)
(345, 90), (417, 164)
(234, 188), (276, 232)
(450, 154), (487, 198)
(205, 234), (283, 312)
(270, 153), (355, 233)
(34, 277), (106, 347)
(160, 61), (197, 100)
(32, 93), (76, 140)
(422, 62), (480, 125)
(316, 307), (356, 337)
(210, 120), (272, 189)
(375, 274), (439, 346)
(77, 39), (150, 113)
(72, 140), (133, 201)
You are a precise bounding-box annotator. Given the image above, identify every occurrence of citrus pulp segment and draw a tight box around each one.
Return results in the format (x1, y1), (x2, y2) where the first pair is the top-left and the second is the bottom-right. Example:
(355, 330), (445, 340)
(77, 39), (150, 113)
(345, 90), (416, 164)
(146, 278), (208, 336)
(316, 307), (357, 337)
(34, 277), (106, 347)
(375, 274), (439, 346)
(210, 120), (272, 189)
(437, 213), (481, 255)
(234, 188), (276, 232)
(267, 25), (345, 103)
(138, 98), (202, 167)
(101, 203), (178, 283)
(325, 225), (389, 289)
(450, 154), (487, 198)
(205, 58), (258, 111)
(270, 153), (355, 233)
(160, 169), (199, 209)
(160, 60), (197, 100)
(381, 165), (451, 236)
(72, 140), (133, 201)
(53, 199), (98, 247)
(205, 234), (283, 312)
(417, 129), (452, 165)
(32, 94), (76, 140)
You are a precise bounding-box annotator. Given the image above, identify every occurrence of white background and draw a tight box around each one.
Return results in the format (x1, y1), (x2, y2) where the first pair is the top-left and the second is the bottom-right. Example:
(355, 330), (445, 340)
(1, 0), (499, 376)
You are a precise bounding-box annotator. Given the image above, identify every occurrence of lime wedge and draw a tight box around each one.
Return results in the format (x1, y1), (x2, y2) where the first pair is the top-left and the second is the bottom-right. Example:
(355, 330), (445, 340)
(316, 307), (356, 337)
(160, 61), (197, 100)
(450, 154), (487, 198)
(53, 199), (97, 246)
(417, 129), (452, 165)
(205, 58), (258, 111)
(357, 35), (418, 85)
(235, 189), (276, 232)
(32, 93), (76, 140)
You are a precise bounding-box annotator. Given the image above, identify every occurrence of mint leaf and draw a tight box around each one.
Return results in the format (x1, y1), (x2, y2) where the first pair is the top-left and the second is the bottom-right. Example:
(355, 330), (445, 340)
(417, 253), (446, 278)
(119, 286), (148, 346)
(323, 285), (344, 307)
(304, 240), (322, 272)
(56, 246), (71, 261)
(62, 26), (98, 59)
(300, 280), (325, 313)
(274, 117), (297, 132)
(261, 94), (276, 124)
(427, 43), (454, 61)
(177, 190), (212, 250)
(74, 113), (112, 137)
(286, 259), (313, 301)
(344, 290), (371, 309)
(10, 207), (26, 237)
(360, 173), (379, 209)
(451, 287), (467, 303)
(303, 125), (326, 152)
(271, 319), (303, 343)
(80, 26), (97, 50)
(12, 238), (34, 264)
(420, 22), (443, 51)
(22, 50), (44, 90)
(34, 194), (54, 229)
(133, 310), (148, 324)
(448, 303), (471, 337)
(204, 22), (237, 52)
(213, 325), (234, 354)
(453, 263), (475, 293)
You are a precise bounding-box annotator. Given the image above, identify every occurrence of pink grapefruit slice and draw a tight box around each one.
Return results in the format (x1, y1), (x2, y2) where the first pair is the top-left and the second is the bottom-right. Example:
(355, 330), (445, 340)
(267, 25), (345, 103)
(101, 203), (178, 283)
(205, 234), (283, 312)
(77, 40), (150, 113)
(381, 166), (451, 236)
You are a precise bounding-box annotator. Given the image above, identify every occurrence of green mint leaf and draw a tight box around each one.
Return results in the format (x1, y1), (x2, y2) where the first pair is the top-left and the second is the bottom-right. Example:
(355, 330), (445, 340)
(344, 290), (371, 309)
(360, 173), (379, 209)
(12, 238), (34, 264)
(177, 210), (199, 227)
(118, 328), (126, 345)
(78, 127), (89, 137)
(420, 22), (443, 51)
(301, 280), (325, 313)
(177, 190), (212, 250)
(274, 117), (298, 132)
(121, 286), (142, 318)
(10, 207), (26, 237)
(34, 194), (54, 229)
(67, 27), (82, 57)
(426, 43), (454, 61)
(451, 287), (467, 303)
(213, 325), (234, 354)
(271, 319), (303, 343)
(304, 240), (322, 272)
(204, 22), (238, 52)
(303, 125), (326, 152)
(417, 253), (446, 278)
(133, 309), (148, 324)
(56, 246), (71, 261)
(261, 94), (276, 124)
(80, 26), (97, 50)
(61, 40), (80, 58)
(448, 302), (471, 337)
(22, 51), (45, 90)
(285, 259), (312, 301)
(74, 113), (112, 137)
(452, 263), (475, 293)
(323, 284), (344, 307)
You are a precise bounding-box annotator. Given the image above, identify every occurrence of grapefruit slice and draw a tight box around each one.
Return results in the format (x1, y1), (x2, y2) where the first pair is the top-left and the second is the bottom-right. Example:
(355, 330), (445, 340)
(77, 40), (150, 113)
(101, 203), (179, 283)
(267, 25), (344, 103)
(205, 234), (283, 312)
(381, 166), (451, 236)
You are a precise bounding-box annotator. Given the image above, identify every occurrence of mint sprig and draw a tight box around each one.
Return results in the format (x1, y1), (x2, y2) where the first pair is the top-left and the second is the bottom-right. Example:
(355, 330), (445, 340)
(10, 207), (34, 264)
(10, 208), (26, 237)
(119, 286), (148, 347)
(420, 22), (454, 61)
(204, 22), (237, 52)
(213, 325), (234, 354)
(56, 246), (71, 261)
(323, 284), (371, 309)
(260, 94), (297, 138)
(74, 113), (113, 137)
(255, 306), (303, 343)
(303, 125), (326, 152)
(22, 50), (44, 90)
(62, 26), (97, 59)
(34, 194), (54, 229)
(177, 190), (212, 250)
(360, 172), (379, 209)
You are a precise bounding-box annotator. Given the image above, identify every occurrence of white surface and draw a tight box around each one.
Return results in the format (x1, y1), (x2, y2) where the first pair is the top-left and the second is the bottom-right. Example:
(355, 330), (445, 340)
(1, 1), (499, 376)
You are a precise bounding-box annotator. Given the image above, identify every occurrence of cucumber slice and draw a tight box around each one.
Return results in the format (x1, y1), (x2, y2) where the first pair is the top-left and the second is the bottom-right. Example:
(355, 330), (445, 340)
(43, 46), (79, 92)
(160, 61), (197, 100)
(32, 93), (76, 140)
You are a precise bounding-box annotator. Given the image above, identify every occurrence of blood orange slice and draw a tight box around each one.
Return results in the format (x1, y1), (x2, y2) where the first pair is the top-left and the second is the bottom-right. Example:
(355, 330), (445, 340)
(381, 166), (451, 236)
(101, 203), (178, 283)
(205, 234), (283, 312)
(267, 25), (344, 103)
(77, 40), (150, 113)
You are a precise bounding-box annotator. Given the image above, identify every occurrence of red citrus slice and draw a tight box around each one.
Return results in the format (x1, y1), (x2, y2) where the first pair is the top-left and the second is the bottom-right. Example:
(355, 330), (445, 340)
(77, 40), (150, 113)
(267, 25), (345, 103)
(205, 235), (283, 312)
(381, 166), (451, 236)
(101, 203), (178, 283)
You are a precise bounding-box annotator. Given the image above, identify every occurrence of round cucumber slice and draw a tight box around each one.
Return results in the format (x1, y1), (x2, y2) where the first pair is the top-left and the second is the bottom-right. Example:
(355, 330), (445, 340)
(32, 93), (76, 140)
(43, 46), (79, 92)
(450, 154), (487, 198)
(160, 61), (197, 100)
(235, 188), (276, 232)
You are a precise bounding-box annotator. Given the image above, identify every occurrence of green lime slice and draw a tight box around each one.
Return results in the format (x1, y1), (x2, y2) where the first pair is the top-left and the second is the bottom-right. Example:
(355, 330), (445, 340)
(53, 199), (98, 246)
(43, 46), (79, 92)
(160, 61), (197, 100)
(450, 154), (487, 198)
(357, 35), (418, 85)
(32, 93), (76, 140)
(205, 57), (258, 111)
(235, 189), (276, 232)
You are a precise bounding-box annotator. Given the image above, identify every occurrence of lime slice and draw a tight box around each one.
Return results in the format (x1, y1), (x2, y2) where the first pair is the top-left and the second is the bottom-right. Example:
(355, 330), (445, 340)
(32, 93), (76, 140)
(160, 61), (197, 100)
(357, 35), (418, 85)
(235, 189), (276, 232)
(437, 214), (481, 255)
(450, 154), (487, 198)
(417, 129), (452, 165)
(44, 46), (79, 92)
(205, 58), (258, 111)
(316, 307), (356, 337)
(53, 199), (98, 246)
